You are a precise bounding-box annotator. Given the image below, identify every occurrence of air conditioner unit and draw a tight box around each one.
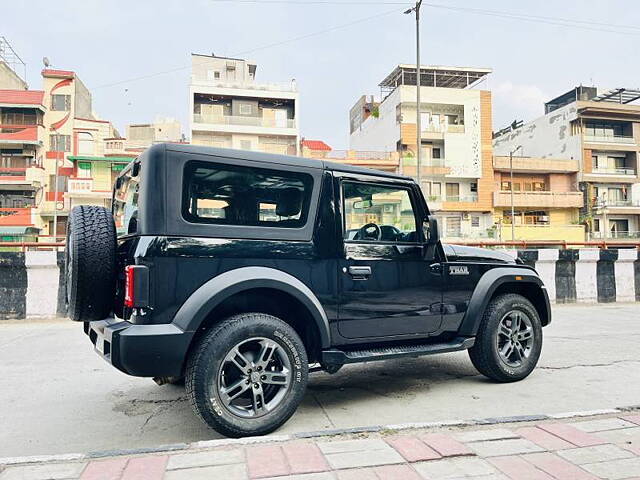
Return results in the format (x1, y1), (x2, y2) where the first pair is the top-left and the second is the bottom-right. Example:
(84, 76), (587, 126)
(539, 215), (550, 222)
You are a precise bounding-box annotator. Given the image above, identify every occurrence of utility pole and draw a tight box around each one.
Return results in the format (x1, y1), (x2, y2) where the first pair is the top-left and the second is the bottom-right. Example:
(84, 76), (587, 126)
(405, 0), (423, 190)
(509, 145), (523, 241)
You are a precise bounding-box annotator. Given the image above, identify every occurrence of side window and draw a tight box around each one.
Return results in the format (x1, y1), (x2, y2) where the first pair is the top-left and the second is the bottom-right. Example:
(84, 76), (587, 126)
(342, 181), (418, 243)
(182, 161), (313, 228)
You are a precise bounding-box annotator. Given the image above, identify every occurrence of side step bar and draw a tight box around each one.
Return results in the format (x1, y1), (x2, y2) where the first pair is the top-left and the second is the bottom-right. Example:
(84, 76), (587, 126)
(321, 337), (475, 366)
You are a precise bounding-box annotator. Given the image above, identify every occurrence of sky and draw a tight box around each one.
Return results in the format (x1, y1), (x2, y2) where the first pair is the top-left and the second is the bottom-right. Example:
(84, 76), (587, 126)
(4, 0), (640, 149)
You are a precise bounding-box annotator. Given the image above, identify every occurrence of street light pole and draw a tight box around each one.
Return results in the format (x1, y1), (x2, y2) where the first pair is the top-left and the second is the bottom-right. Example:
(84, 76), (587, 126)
(405, 0), (423, 190)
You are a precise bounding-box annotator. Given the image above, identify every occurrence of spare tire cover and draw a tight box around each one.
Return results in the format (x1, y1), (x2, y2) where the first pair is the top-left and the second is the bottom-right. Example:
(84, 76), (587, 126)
(65, 205), (116, 321)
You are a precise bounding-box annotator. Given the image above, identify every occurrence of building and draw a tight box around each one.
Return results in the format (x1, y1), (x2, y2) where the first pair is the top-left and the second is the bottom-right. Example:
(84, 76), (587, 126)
(300, 139), (400, 174)
(0, 89), (47, 241)
(349, 65), (495, 240)
(189, 54), (299, 155)
(126, 117), (182, 149)
(493, 86), (640, 241)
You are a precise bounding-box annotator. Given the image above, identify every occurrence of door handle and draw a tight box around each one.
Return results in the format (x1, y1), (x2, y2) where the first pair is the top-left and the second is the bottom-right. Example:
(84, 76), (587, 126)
(429, 262), (443, 274)
(347, 265), (372, 279)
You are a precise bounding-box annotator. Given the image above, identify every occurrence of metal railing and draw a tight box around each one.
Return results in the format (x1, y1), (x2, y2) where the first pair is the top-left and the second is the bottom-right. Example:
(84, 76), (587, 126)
(590, 167), (636, 176)
(193, 113), (296, 129)
(591, 231), (640, 240)
(191, 78), (297, 93)
(584, 134), (636, 145)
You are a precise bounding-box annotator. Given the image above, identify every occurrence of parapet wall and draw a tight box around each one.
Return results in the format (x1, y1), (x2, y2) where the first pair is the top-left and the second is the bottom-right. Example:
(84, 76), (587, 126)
(0, 249), (638, 320)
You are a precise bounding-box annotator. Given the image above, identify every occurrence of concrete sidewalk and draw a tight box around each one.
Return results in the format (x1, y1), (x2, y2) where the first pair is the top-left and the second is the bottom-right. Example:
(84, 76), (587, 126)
(2, 410), (640, 480)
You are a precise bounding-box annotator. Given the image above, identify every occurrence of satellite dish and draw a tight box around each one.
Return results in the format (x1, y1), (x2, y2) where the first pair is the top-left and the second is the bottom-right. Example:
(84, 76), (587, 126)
(43, 57), (50, 67)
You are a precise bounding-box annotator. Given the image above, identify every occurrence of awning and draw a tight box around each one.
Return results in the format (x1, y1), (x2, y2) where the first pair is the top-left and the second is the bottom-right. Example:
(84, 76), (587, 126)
(68, 155), (134, 163)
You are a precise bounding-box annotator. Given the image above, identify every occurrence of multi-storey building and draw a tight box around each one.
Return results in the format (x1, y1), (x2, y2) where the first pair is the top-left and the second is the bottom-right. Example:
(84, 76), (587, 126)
(189, 54), (299, 155)
(493, 86), (640, 241)
(349, 65), (495, 240)
(0, 89), (47, 241)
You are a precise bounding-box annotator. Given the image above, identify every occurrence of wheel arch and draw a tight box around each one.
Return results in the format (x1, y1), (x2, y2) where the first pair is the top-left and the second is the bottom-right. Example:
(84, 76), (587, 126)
(173, 267), (331, 364)
(459, 267), (551, 336)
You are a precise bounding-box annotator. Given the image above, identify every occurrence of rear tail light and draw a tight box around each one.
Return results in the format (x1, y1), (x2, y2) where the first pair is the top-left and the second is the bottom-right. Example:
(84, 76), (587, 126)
(124, 265), (134, 308)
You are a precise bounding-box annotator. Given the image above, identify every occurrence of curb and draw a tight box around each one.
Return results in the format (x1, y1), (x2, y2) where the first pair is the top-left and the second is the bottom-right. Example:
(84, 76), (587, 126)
(2, 405), (639, 467)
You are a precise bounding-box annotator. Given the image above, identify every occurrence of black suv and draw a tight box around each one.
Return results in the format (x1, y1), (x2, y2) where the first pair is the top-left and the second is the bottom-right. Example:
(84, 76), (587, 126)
(65, 143), (551, 438)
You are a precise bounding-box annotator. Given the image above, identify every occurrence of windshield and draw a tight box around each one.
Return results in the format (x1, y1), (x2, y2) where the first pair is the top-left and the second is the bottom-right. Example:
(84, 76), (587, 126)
(112, 163), (140, 236)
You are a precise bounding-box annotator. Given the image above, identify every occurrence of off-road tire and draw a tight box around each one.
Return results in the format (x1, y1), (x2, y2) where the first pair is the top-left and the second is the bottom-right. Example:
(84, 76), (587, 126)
(185, 313), (308, 437)
(468, 293), (542, 382)
(65, 205), (116, 321)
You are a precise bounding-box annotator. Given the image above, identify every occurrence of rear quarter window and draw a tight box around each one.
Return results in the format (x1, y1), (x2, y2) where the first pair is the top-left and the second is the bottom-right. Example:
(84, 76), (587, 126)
(182, 161), (313, 229)
(113, 164), (140, 236)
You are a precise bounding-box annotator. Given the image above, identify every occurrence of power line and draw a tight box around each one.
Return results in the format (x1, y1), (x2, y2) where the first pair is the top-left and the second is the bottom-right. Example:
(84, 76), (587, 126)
(94, 6), (403, 89)
(94, 2), (640, 90)
(211, 0), (640, 33)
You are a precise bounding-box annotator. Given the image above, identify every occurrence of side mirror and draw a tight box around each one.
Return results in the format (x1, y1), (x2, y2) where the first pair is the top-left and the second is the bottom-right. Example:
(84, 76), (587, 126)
(423, 217), (440, 244)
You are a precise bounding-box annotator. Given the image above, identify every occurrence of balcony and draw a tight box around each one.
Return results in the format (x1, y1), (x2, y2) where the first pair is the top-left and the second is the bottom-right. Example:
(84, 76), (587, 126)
(591, 231), (640, 240)
(0, 207), (33, 226)
(589, 167), (636, 176)
(584, 134), (636, 145)
(493, 156), (579, 173)
(0, 124), (44, 145)
(444, 194), (479, 203)
(593, 199), (640, 213)
(190, 77), (297, 93)
(493, 191), (584, 208)
(193, 113), (296, 130)
(67, 178), (94, 195)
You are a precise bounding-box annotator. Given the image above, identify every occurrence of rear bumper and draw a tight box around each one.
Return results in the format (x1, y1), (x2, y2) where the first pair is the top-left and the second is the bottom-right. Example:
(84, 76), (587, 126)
(85, 318), (194, 377)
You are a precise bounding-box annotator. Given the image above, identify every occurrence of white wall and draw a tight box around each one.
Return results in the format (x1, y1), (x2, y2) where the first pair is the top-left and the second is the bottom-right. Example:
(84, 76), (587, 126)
(493, 102), (582, 161)
(349, 88), (400, 152)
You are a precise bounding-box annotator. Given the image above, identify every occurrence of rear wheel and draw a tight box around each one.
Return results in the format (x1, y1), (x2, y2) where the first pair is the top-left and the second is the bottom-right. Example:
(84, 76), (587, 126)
(185, 313), (308, 437)
(65, 206), (116, 321)
(468, 293), (542, 382)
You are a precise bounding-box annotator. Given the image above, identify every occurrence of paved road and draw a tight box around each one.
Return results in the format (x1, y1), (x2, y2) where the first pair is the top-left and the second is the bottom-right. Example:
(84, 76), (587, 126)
(1, 304), (639, 457)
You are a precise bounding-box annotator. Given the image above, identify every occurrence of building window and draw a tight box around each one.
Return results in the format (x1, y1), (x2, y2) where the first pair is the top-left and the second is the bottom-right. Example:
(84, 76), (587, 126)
(51, 94), (71, 111)
(593, 219), (600, 232)
(471, 216), (480, 228)
(445, 183), (459, 201)
(77, 132), (94, 155)
(239, 104), (253, 115)
(431, 182), (441, 198)
(501, 181), (511, 191)
(50, 134), (71, 152)
(77, 162), (92, 178)
(470, 182), (477, 193)
(432, 147), (441, 159)
(504, 210), (549, 225)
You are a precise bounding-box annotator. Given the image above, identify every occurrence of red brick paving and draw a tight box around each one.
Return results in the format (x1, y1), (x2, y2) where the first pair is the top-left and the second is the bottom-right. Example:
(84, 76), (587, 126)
(419, 433), (474, 457)
(537, 423), (607, 447)
(120, 456), (167, 480)
(246, 444), (290, 478)
(282, 441), (329, 474)
(516, 426), (576, 450)
(489, 455), (555, 480)
(385, 435), (442, 462)
(79, 458), (128, 480)
(523, 452), (600, 480)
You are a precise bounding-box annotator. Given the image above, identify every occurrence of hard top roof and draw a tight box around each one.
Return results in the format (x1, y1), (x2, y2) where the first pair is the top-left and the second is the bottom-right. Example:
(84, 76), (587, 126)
(163, 143), (409, 181)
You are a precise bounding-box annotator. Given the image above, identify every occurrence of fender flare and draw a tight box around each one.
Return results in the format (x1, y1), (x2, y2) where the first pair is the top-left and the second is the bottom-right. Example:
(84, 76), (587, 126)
(172, 266), (331, 348)
(458, 267), (550, 336)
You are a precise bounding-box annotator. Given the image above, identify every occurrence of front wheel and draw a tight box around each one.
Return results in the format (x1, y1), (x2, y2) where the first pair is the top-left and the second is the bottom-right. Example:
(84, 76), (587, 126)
(185, 313), (308, 437)
(468, 293), (543, 382)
